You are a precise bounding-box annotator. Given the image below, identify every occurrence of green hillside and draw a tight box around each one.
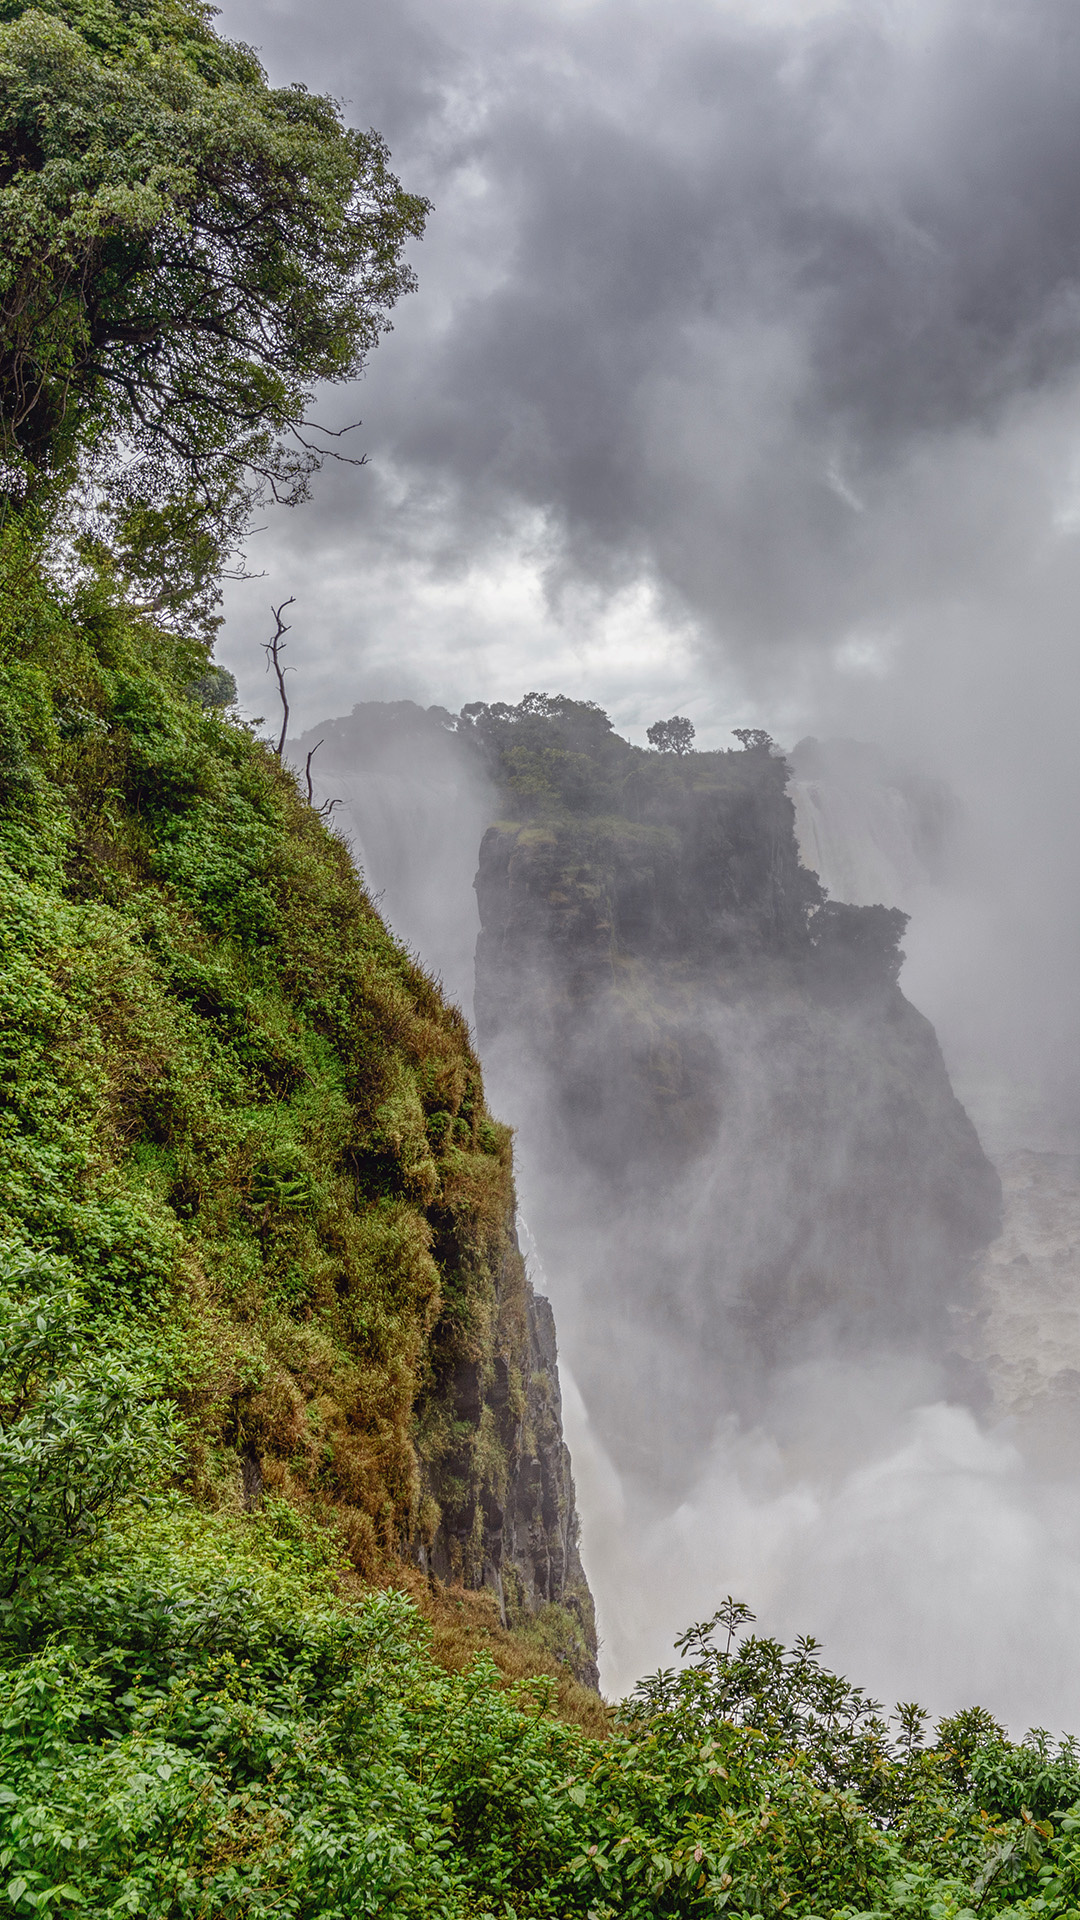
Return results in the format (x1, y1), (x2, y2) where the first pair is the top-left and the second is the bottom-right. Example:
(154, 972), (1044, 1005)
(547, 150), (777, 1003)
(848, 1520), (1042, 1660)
(3, 2), (1080, 1913)
(0, 518), (595, 1608)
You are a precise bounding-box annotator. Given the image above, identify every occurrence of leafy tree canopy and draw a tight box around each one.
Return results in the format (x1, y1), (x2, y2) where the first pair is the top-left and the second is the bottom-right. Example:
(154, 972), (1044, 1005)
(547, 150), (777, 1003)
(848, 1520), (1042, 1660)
(0, 0), (428, 620)
(647, 713), (695, 754)
(810, 899), (909, 988)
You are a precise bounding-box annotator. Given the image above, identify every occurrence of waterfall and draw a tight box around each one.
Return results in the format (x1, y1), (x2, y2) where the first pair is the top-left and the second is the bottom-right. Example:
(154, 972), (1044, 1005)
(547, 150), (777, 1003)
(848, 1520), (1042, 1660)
(787, 735), (955, 913)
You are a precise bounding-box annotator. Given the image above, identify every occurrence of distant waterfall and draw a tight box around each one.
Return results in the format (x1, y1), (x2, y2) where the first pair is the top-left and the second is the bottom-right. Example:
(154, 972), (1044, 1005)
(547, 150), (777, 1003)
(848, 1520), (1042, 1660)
(790, 779), (929, 912)
(787, 736), (958, 912)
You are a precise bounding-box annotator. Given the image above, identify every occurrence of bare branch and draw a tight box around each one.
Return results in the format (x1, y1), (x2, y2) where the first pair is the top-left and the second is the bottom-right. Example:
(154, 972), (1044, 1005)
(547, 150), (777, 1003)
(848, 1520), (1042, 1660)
(297, 417), (365, 440)
(303, 735), (342, 818)
(263, 597), (294, 757)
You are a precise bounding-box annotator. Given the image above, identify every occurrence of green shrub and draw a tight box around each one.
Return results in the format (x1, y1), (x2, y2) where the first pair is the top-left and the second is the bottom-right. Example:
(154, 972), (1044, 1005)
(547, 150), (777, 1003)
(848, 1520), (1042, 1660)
(0, 1266), (179, 1598)
(5, 1558), (1080, 1917)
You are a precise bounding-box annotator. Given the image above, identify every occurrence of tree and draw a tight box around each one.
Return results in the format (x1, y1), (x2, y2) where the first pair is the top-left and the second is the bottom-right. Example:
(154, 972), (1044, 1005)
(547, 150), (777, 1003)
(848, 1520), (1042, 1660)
(732, 727), (775, 752)
(646, 714), (695, 754)
(0, 1271), (178, 1597)
(0, 0), (428, 615)
(808, 901), (909, 988)
(187, 663), (237, 709)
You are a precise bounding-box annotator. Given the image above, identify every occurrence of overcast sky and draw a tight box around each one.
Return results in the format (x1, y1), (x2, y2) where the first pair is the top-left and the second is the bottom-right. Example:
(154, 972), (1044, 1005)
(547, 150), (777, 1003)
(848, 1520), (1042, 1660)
(214, 0), (1080, 753)
(212, 0), (1080, 1116)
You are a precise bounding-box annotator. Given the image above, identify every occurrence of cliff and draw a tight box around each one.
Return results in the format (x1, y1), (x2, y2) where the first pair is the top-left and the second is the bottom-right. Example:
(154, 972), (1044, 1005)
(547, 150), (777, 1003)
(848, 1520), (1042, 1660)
(414, 1251), (597, 1684)
(464, 698), (1002, 1493)
(0, 532), (595, 1687)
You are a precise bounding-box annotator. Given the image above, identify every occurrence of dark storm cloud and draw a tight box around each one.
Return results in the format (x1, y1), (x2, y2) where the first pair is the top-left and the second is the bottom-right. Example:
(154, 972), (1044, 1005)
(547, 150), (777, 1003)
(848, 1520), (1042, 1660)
(220, 0), (1080, 648)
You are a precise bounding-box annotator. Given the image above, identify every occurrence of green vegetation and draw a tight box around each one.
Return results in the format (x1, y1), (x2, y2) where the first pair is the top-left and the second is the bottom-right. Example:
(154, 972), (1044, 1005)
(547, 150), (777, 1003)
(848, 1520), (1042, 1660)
(0, 7), (1074, 1913)
(0, 0), (428, 625)
(461, 692), (914, 986)
(647, 714), (696, 754)
(462, 691), (825, 984)
(0, 519), (609, 1891)
(0, 512), (595, 1613)
(457, 692), (783, 826)
(9, 1503), (1080, 1917)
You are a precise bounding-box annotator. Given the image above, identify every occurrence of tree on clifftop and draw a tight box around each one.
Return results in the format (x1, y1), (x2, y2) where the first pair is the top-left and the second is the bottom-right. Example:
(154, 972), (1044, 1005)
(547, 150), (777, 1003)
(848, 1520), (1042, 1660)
(0, 0), (428, 618)
(647, 714), (695, 754)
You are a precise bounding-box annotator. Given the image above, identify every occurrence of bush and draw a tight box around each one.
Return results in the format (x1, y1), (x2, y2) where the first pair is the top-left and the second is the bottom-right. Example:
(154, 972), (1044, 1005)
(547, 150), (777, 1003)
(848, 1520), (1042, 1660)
(8, 1567), (1080, 1916)
(0, 1258), (179, 1598)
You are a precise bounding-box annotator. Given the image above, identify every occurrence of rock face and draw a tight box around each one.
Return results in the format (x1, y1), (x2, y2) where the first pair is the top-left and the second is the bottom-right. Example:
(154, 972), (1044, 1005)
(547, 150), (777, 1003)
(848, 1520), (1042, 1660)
(413, 1229), (597, 1685)
(289, 702), (597, 1678)
(470, 712), (1002, 1497)
(510, 1288), (597, 1683)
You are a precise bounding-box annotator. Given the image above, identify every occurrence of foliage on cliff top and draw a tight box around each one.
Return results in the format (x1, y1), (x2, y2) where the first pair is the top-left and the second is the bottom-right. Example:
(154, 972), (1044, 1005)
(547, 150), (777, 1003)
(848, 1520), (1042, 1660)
(455, 693), (921, 989)
(455, 691), (792, 826)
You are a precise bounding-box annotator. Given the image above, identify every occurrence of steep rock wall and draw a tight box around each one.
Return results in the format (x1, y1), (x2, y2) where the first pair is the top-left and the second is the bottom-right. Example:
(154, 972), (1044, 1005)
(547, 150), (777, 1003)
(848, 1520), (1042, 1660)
(472, 730), (1001, 1495)
(0, 569), (598, 1684)
(412, 1229), (597, 1682)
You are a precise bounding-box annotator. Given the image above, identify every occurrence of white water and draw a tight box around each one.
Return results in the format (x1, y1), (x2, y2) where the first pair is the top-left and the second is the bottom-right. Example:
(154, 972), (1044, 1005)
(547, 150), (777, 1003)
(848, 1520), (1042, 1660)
(789, 747), (940, 917)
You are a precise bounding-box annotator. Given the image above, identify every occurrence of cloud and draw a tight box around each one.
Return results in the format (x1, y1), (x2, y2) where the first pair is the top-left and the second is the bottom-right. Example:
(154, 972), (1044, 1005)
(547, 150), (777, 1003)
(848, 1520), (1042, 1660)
(215, 0), (1080, 1186)
(217, 0), (1080, 704)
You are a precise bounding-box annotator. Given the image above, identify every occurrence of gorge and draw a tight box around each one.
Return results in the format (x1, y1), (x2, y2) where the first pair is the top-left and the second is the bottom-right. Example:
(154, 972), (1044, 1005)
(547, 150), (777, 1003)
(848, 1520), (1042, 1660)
(12, 0), (1080, 1902)
(290, 694), (1071, 1706)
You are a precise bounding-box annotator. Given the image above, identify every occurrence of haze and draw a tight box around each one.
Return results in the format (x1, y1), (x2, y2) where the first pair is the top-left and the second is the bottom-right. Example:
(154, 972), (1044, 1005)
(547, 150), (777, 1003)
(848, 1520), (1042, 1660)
(216, 0), (1080, 1718)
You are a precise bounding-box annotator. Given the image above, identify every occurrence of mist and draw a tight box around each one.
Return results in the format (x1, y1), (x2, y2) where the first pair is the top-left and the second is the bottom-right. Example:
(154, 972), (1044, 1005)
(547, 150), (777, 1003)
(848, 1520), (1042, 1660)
(288, 704), (495, 1019)
(214, 0), (1080, 1723)
(213, 0), (1080, 1150)
(289, 699), (1075, 1723)
(566, 1374), (1080, 1724)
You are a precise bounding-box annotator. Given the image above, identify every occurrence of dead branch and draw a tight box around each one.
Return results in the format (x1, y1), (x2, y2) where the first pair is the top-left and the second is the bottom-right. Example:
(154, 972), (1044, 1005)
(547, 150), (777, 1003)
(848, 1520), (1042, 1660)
(303, 737), (342, 818)
(263, 597), (294, 757)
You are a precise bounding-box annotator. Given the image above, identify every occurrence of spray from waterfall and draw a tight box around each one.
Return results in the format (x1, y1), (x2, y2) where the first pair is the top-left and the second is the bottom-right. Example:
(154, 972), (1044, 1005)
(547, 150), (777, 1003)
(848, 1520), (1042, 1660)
(288, 698), (1080, 1731)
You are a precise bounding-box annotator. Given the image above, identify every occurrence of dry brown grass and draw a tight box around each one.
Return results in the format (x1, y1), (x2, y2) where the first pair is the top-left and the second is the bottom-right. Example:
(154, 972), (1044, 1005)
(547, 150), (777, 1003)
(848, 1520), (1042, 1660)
(392, 1567), (611, 1738)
